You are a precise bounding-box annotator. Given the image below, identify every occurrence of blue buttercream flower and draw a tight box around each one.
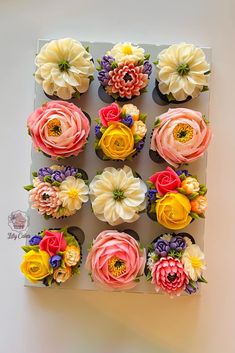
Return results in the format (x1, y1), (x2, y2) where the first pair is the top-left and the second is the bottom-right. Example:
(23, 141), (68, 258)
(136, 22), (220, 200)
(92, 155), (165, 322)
(136, 140), (145, 152)
(95, 125), (102, 138)
(154, 239), (170, 257)
(38, 167), (53, 181)
(100, 55), (115, 71)
(147, 189), (157, 202)
(49, 255), (62, 269)
(143, 60), (152, 77)
(122, 115), (134, 127)
(169, 236), (186, 251)
(176, 169), (189, 177)
(98, 70), (110, 86)
(185, 281), (199, 294)
(29, 235), (43, 246)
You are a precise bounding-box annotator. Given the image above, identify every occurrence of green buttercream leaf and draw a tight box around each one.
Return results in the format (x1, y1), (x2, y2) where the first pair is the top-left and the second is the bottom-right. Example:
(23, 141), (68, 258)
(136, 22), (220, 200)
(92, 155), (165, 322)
(188, 192), (199, 200)
(44, 214), (51, 220)
(167, 93), (175, 102)
(22, 245), (39, 253)
(97, 58), (101, 64)
(32, 172), (38, 177)
(202, 114), (210, 124)
(96, 66), (102, 71)
(139, 113), (147, 123)
(146, 180), (155, 188)
(153, 60), (159, 65)
(52, 181), (61, 187)
(144, 53), (150, 60)
(134, 135), (142, 143)
(24, 184), (34, 191)
(89, 75), (94, 82)
(146, 271), (152, 281)
(154, 118), (161, 128)
(201, 86), (209, 92)
(110, 61), (118, 69)
(137, 58), (144, 66)
(177, 187), (187, 195)
(198, 276), (207, 284)
(189, 212), (200, 219)
(44, 175), (52, 183)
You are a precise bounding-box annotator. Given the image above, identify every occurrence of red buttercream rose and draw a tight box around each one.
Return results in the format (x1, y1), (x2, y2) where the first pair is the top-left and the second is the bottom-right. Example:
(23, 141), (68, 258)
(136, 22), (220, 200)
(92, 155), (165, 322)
(149, 167), (181, 196)
(39, 230), (67, 256)
(98, 103), (121, 127)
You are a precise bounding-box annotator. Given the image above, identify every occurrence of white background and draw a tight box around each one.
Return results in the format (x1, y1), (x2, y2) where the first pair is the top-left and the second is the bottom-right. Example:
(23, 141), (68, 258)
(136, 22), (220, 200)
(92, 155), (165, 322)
(0, 0), (234, 352)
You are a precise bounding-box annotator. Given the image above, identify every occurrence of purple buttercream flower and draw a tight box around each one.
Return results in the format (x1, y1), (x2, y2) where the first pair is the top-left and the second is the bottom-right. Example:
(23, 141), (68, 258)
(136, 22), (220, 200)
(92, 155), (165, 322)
(169, 236), (186, 251)
(176, 169), (190, 177)
(95, 125), (102, 139)
(49, 254), (62, 269)
(136, 140), (145, 152)
(51, 166), (79, 182)
(98, 70), (110, 86)
(154, 239), (170, 257)
(100, 55), (115, 71)
(147, 189), (157, 202)
(38, 167), (53, 181)
(122, 115), (133, 127)
(63, 166), (78, 177)
(143, 60), (152, 77)
(185, 281), (199, 294)
(29, 235), (43, 246)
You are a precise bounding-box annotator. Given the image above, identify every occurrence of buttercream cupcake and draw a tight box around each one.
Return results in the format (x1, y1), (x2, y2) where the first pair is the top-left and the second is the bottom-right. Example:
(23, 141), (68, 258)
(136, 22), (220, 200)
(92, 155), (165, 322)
(86, 230), (146, 290)
(97, 42), (152, 101)
(147, 167), (208, 230)
(89, 166), (147, 226)
(27, 101), (90, 159)
(150, 108), (212, 167)
(21, 227), (83, 286)
(94, 103), (147, 161)
(146, 232), (207, 296)
(35, 38), (95, 100)
(154, 43), (210, 103)
(24, 165), (89, 219)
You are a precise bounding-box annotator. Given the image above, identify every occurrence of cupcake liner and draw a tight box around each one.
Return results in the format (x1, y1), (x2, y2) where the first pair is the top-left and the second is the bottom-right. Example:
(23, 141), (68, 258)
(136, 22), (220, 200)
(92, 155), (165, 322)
(154, 80), (192, 105)
(149, 128), (166, 164)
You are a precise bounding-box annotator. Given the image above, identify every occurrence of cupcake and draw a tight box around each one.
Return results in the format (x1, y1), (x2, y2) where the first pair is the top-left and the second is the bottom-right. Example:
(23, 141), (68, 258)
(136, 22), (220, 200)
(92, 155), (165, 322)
(35, 38), (95, 100)
(94, 103), (147, 161)
(147, 167), (208, 230)
(97, 42), (152, 100)
(27, 101), (90, 159)
(154, 43), (210, 103)
(146, 232), (207, 296)
(24, 165), (89, 219)
(150, 108), (212, 167)
(21, 227), (83, 286)
(89, 165), (147, 226)
(86, 230), (146, 290)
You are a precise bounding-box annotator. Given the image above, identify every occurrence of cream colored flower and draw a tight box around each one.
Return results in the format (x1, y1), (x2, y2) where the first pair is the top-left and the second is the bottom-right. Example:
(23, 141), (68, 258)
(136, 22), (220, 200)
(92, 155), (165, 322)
(35, 38), (95, 99)
(121, 104), (140, 120)
(156, 43), (210, 101)
(64, 245), (80, 266)
(108, 42), (145, 64)
(32, 177), (41, 187)
(53, 266), (71, 283)
(131, 120), (147, 138)
(50, 165), (64, 171)
(89, 166), (147, 226)
(184, 236), (193, 247)
(161, 233), (173, 242)
(181, 177), (200, 194)
(58, 176), (89, 212)
(182, 244), (206, 281)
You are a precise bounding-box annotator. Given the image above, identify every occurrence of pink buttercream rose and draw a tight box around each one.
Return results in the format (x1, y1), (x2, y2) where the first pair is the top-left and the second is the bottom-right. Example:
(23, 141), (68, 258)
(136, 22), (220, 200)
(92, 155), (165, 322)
(149, 167), (181, 196)
(98, 103), (121, 127)
(150, 108), (212, 168)
(85, 230), (146, 290)
(151, 257), (189, 296)
(39, 230), (67, 256)
(27, 101), (90, 159)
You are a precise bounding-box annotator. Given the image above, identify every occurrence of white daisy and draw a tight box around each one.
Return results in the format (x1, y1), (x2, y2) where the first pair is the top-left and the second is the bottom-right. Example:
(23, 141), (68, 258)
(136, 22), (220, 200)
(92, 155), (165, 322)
(182, 244), (206, 281)
(156, 43), (210, 101)
(35, 38), (95, 99)
(89, 166), (147, 226)
(58, 176), (89, 212)
(108, 42), (145, 64)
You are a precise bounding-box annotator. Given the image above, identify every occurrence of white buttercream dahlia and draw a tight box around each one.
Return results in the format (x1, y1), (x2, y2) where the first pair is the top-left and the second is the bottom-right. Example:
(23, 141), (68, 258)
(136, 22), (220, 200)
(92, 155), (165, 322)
(58, 176), (89, 213)
(89, 166), (147, 226)
(182, 244), (206, 281)
(156, 43), (210, 101)
(108, 42), (145, 64)
(35, 38), (95, 99)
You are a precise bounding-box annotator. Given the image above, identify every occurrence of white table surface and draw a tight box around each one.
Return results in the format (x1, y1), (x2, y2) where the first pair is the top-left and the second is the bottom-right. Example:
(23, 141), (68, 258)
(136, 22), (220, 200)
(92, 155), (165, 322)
(0, 0), (234, 352)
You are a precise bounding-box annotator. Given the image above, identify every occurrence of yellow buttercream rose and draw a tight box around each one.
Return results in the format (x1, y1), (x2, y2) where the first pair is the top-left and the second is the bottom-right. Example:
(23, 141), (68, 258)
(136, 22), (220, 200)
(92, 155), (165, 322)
(99, 122), (135, 160)
(20, 250), (52, 283)
(156, 193), (192, 230)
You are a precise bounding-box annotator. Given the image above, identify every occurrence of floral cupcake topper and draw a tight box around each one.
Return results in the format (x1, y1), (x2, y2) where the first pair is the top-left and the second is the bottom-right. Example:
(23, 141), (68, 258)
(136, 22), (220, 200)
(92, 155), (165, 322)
(146, 232), (207, 296)
(150, 108), (212, 167)
(35, 38), (95, 100)
(97, 42), (152, 100)
(147, 167), (208, 230)
(24, 165), (89, 219)
(89, 166), (147, 226)
(94, 103), (147, 161)
(154, 43), (210, 103)
(86, 230), (146, 290)
(27, 101), (90, 159)
(21, 227), (83, 286)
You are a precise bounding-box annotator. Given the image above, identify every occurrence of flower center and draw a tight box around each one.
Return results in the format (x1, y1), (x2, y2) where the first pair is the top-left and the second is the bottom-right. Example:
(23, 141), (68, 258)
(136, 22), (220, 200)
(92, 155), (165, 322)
(108, 256), (126, 277)
(58, 59), (70, 72)
(42, 193), (50, 200)
(113, 189), (125, 201)
(47, 119), (62, 137)
(67, 188), (79, 199)
(123, 72), (133, 82)
(190, 257), (202, 269)
(173, 123), (194, 143)
(167, 273), (177, 282)
(122, 45), (133, 55)
(177, 63), (190, 76)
